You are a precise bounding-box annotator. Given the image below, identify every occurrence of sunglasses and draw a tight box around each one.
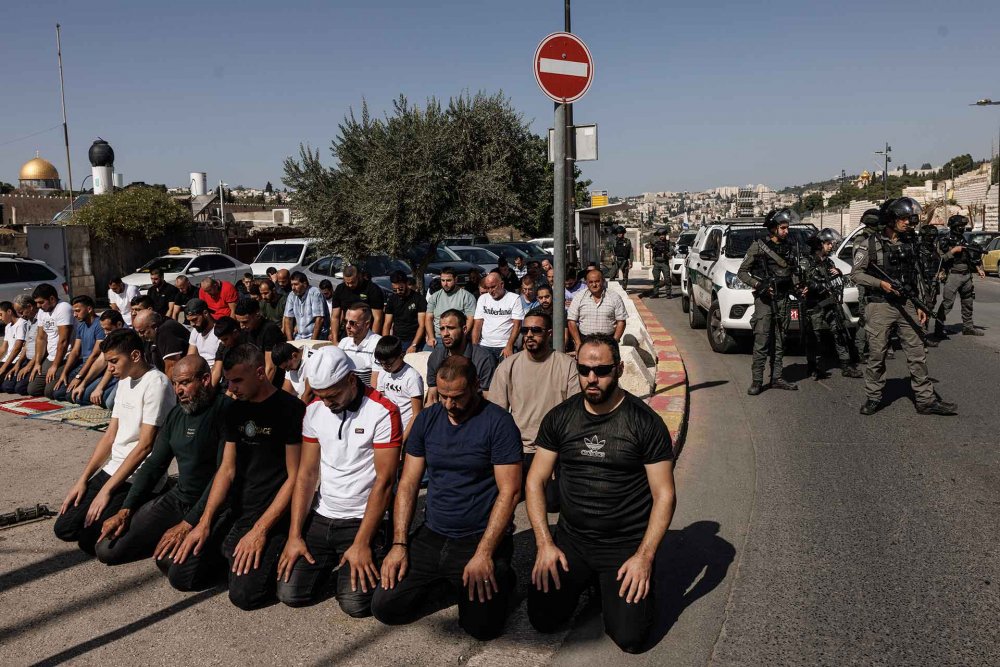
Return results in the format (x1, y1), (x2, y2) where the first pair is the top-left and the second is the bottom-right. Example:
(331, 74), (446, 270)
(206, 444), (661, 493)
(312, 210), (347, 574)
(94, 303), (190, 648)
(374, 356), (400, 369)
(345, 319), (367, 327)
(521, 326), (548, 335)
(576, 363), (616, 377)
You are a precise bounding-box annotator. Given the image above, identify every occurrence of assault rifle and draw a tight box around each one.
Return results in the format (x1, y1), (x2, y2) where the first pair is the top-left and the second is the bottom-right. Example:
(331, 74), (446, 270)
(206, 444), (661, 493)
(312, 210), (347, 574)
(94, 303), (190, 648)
(939, 236), (985, 265)
(810, 260), (851, 344)
(867, 263), (943, 324)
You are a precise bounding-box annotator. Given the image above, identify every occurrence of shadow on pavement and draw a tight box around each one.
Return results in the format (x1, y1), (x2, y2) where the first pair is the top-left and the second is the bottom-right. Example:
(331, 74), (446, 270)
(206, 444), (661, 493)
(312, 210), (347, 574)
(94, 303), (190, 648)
(687, 380), (728, 392)
(0, 548), (91, 594)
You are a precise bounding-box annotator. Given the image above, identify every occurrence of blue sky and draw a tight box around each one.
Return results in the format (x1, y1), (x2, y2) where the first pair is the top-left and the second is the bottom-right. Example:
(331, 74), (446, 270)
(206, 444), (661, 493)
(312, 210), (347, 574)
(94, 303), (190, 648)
(3, 0), (1000, 196)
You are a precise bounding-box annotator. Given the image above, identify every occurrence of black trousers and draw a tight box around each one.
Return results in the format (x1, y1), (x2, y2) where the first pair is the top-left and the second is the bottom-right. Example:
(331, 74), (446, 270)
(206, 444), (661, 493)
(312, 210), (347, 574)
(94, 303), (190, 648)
(53, 470), (131, 556)
(276, 513), (381, 617)
(527, 529), (655, 654)
(222, 511), (288, 611)
(94, 492), (231, 592)
(371, 525), (515, 641)
(524, 452), (560, 513)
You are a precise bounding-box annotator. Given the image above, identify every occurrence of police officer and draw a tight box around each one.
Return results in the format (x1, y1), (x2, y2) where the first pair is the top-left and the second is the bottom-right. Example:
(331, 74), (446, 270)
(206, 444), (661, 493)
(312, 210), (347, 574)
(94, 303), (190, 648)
(913, 224), (942, 345)
(800, 231), (863, 380)
(934, 214), (986, 337)
(645, 228), (673, 298)
(853, 208), (882, 361)
(850, 198), (956, 416)
(611, 226), (633, 290)
(737, 208), (800, 395)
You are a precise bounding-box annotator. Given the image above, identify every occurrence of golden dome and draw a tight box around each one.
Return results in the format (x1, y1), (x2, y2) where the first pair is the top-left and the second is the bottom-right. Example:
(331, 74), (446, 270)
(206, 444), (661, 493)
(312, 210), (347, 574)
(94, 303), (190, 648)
(19, 157), (60, 181)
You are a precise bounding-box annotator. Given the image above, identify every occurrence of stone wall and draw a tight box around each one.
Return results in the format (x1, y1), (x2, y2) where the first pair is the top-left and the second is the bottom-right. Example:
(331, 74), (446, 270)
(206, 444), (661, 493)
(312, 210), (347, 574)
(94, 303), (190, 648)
(0, 194), (67, 226)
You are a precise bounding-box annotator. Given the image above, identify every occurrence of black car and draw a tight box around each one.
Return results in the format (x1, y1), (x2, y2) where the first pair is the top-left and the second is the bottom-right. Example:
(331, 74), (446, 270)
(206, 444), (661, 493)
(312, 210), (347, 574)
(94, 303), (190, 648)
(403, 244), (485, 286)
(478, 242), (552, 265)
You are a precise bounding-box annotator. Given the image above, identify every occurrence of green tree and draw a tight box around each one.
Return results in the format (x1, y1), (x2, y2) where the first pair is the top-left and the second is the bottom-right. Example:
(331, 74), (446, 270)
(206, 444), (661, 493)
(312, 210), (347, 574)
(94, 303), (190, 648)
(72, 186), (192, 240)
(264, 181), (273, 194)
(283, 92), (552, 285)
(0, 182), (16, 195)
(920, 162), (933, 170)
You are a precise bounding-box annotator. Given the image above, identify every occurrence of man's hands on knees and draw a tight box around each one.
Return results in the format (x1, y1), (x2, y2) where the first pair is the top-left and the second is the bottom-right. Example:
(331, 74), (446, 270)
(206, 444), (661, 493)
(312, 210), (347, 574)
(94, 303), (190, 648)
(173, 520), (211, 565)
(462, 550), (497, 603)
(231, 525), (267, 575)
(616, 551), (653, 604)
(531, 543), (569, 593)
(380, 544), (408, 590)
(98, 508), (132, 543)
(154, 521), (193, 561)
(340, 541), (379, 593)
(276, 536), (315, 583)
(60, 479), (88, 515)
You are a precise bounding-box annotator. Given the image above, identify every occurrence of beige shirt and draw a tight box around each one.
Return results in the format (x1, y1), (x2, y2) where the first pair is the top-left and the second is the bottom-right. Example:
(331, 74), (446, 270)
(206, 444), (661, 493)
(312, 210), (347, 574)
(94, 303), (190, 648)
(488, 350), (580, 453)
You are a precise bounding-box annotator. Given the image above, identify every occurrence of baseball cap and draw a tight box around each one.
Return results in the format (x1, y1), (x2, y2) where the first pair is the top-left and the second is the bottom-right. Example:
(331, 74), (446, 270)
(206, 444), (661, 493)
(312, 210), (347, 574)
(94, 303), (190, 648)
(184, 298), (209, 315)
(307, 346), (356, 390)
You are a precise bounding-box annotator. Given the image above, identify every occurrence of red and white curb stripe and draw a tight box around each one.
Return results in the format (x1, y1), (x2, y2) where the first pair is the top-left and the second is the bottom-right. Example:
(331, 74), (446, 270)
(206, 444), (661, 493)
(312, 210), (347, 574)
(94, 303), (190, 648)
(631, 294), (687, 455)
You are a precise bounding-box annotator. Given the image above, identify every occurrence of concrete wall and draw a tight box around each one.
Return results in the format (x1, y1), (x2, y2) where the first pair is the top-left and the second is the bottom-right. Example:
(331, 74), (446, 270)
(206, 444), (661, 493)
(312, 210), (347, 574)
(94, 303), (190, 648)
(0, 194), (67, 226)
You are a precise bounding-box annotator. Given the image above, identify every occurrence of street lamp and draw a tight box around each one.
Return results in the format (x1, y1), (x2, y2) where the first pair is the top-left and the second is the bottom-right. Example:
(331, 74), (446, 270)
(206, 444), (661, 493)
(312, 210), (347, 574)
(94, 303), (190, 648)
(79, 174), (92, 193)
(970, 98), (1000, 230)
(875, 142), (892, 201)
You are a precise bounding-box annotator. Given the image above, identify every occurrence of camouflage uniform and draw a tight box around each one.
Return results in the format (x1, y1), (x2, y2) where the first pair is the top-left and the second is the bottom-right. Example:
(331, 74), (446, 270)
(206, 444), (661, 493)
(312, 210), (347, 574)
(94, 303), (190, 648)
(737, 237), (796, 386)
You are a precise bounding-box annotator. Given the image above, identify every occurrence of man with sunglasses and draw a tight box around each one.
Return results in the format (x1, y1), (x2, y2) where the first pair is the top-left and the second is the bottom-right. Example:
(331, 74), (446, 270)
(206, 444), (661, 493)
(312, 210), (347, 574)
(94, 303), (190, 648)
(489, 309), (578, 511)
(737, 208), (802, 396)
(337, 302), (382, 387)
(851, 198), (957, 416)
(525, 333), (676, 653)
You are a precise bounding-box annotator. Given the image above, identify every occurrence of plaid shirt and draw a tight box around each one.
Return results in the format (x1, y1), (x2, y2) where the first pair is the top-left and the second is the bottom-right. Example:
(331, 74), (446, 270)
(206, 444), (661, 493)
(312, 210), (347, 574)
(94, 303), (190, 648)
(567, 289), (628, 336)
(283, 285), (329, 339)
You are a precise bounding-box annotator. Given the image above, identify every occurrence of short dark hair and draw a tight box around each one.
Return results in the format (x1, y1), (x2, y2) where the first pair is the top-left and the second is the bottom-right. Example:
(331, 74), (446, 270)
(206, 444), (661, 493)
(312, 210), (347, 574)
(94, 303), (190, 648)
(234, 298), (260, 316)
(496, 256), (509, 268)
(214, 316), (240, 338)
(439, 308), (467, 327)
(100, 328), (144, 356)
(346, 302), (372, 321)
(108, 276), (123, 285)
(536, 284), (553, 296)
(578, 332), (621, 366)
(266, 266), (278, 275)
(130, 295), (154, 309)
(342, 265), (359, 278)
(243, 272), (254, 280)
(100, 310), (125, 326)
(439, 266), (456, 278)
(520, 276), (535, 287)
(290, 271), (308, 283)
(319, 279), (333, 290)
(436, 354), (477, 387)
(150, 268), (164, 279)
(259, 278), (275, 290)
(32, 283), (58, 301)
(0, 300), (13, 313)
(271, 342), (296, 366)
(389, 270), (408, 285)
(222, 342), (264, 371)
(374, 335), (403, 362)
(71, 295), (95, 308)
(523, 308), (552, 329)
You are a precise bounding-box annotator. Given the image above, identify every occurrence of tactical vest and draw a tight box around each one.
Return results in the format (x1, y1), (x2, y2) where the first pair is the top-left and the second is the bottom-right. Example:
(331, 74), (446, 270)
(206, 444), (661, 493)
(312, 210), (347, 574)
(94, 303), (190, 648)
(650, 240), (671, 261)
(870, 236), (917, 287)
(613, 238), (632, 259)
(759, 239), (794, 279)
(942, 232), (972, 272)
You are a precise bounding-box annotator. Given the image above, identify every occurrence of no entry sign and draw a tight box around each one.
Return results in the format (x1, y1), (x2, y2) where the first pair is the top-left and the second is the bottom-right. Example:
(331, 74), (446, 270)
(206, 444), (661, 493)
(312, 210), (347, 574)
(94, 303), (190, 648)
(534, 32), (594, 103)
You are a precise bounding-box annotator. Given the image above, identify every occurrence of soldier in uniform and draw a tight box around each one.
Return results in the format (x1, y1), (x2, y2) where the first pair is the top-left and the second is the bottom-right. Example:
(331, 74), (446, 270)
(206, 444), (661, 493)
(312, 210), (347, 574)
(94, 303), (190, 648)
(850, 197), (957, 416)
(934, 214), (986, 337)
(737, 208), (801, 395)
(645, 229), (674, 299)
(914, 224), (942, 345)
(611, 226), (633, 290)
(800, 231), (863, 380)
(853, 208), (882, 361)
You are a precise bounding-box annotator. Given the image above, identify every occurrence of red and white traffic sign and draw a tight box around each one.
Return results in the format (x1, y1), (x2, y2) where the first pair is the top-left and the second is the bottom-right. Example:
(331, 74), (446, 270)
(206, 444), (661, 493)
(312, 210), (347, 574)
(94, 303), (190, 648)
(533, 32), (594, 103)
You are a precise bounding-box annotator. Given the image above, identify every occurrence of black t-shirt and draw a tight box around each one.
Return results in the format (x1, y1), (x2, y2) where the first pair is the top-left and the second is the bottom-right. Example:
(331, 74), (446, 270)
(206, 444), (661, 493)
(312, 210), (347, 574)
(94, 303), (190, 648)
(535, 392), (673, 546)
(332, 280), (385, 313)
(147, 282), (180, 316)
(386, 290), (427, 339)
(244, 320), (287, 387)
(223, 389), (305, 518)
(174, 284), (199, 309)
(148, 318), (191, 371)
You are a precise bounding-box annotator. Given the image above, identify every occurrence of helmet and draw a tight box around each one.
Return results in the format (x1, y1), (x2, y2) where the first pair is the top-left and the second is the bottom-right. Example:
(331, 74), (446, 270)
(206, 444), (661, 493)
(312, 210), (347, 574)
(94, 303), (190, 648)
(883, 197), (921, 224)
(806, 235), (825, 252)
(614, 225), (626, 234)
(656, 227), (668, 236)
(861, 208), (882, 228)
(918, 224), (939, 243)
(764, 208), (800, 230)
(947, 214), (969, 232)
(817, 228), (839, 243)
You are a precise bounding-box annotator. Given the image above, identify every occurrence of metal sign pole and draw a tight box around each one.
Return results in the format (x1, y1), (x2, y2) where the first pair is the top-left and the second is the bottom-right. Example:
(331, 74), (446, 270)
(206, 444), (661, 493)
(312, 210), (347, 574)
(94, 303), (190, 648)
(552, 102), (567, 352)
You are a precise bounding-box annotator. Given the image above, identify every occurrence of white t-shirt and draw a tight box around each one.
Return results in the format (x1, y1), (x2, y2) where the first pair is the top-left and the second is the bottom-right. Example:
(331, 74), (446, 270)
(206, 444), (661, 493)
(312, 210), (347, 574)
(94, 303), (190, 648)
(188, 327), (221, 365)
(2, 318), (27, 362)
(103, 369), (175, 480)
(375, 363), (424, 430)
(474, 291), (525, 348)
(23, 318), (39, 361)
(338, 330), (381, 386)
(287, 347), (317, 397)
(37, 301), (74, 360)
(302, 385), (402, 520)
(108, 284), (141, 327)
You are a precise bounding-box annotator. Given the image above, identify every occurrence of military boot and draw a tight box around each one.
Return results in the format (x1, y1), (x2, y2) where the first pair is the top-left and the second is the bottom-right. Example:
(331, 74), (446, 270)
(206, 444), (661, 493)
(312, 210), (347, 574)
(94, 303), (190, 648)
(771, 378), (798, 391)
(962, 327), (984, 336)
(747, 381), (764, 396)
(841, 364), (863, 378)
(859, 400), (881, 415)
(916, 399), (958, 416)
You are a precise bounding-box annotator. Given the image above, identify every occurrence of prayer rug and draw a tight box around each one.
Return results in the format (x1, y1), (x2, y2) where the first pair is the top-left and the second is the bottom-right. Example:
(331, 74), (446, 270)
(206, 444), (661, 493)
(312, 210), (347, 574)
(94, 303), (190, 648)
(0, 397), (74, 416)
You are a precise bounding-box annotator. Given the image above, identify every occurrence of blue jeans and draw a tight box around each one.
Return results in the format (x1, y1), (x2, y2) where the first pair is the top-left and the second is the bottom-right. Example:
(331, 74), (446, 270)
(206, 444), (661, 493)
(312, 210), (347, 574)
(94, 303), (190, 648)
(398, 338), (423, 354)
(51, 363), (84, 401)
(481, 346), (505, 366)
(78, 376), (118, 409)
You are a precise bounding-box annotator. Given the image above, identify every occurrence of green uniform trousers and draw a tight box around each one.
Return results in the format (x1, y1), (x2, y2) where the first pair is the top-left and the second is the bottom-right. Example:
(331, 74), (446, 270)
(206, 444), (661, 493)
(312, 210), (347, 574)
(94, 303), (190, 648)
(863, 300), (935, 404)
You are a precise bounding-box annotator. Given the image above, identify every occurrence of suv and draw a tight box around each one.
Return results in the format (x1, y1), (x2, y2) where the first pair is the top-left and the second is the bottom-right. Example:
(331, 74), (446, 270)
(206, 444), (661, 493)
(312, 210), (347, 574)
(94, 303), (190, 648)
(684, 221), (859, 353)
(670, 231), (698, 284)
(249, 238), (321, 278)
(0, 253), (70, 303)
(122, 248), (252, 292)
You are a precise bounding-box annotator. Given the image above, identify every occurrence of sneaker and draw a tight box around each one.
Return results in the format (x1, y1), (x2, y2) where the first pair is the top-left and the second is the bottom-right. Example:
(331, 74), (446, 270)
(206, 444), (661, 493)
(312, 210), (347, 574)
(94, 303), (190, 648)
(962, 327), (984, 336)
(916, 400), (958, 416)
(771, 378), (798, 391)
(841, 365), (863, 378)
(747, 382), (763, 396)
(859, 400), (881, 415)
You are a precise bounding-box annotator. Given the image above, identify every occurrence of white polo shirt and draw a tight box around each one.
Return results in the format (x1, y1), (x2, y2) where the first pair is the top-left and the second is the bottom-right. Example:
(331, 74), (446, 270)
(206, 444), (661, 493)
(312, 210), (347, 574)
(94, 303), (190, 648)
(188, 327), (220, 365)
(108, 284), (140, 327)
(302, 385), (402, 520)
(375, 363), (424, 430)
(337, 330), (381, 386)
(474, 291), (524, 348)
(23, 318), (39, 361)
(287, 346), (317, 398)
(103, 368), (175, 480)
(2, 318), (27, 363)
(37, 301), (74, 360)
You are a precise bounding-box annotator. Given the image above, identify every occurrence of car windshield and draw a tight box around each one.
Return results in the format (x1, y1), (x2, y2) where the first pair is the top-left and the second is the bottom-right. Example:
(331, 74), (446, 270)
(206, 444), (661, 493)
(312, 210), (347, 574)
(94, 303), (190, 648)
(487, 245), (529, 259)
(457, 248), (497, 263)
(509, 242), (547, 258)
(724, 228), (815, 258)
(253, 244), (303, 264)
(965, 232), (996, 247)
(677, 232), (697, 246)
(138, 256), (191, 273)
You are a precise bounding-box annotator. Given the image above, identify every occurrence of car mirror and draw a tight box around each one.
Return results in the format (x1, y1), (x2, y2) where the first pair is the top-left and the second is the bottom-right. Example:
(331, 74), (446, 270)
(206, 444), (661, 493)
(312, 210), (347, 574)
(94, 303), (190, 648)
(187, 267), (201, 274)
(699, 250), (717, 261)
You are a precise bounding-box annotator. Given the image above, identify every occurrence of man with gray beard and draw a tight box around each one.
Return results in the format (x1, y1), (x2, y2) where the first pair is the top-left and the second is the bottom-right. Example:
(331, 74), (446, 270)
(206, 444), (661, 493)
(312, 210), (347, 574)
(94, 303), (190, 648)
(95, 355), (233, 591)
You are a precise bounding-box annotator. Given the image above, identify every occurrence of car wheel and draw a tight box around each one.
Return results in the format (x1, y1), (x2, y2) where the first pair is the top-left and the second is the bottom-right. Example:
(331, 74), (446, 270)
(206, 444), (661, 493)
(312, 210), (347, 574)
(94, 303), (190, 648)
(681, 293), (690, 314)
(707, 300), (739, 353)
(688, 297), (706, 329)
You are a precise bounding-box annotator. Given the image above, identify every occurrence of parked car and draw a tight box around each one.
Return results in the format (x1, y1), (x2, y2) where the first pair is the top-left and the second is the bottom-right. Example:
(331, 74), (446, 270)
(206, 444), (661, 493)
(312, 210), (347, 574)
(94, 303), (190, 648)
(304, 255), (430, 296)
(402, 245), (483, 286)
(122, 247), (252, 292)
(669, 231), (698, 284)
(0, 253), (70, 303)
(981, 236), (1000, 275)
(449, 245), (500, 274)
(249, 237), (322, 278)
(529, 237), (554, 251)
(443, 234), (490, 246)
(493, 241), (552, 263)
(685, 220), (857, 353)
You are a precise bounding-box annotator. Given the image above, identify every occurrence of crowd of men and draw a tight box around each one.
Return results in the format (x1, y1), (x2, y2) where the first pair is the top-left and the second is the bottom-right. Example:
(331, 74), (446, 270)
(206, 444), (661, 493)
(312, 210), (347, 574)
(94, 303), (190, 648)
(0, 255), (671, 654)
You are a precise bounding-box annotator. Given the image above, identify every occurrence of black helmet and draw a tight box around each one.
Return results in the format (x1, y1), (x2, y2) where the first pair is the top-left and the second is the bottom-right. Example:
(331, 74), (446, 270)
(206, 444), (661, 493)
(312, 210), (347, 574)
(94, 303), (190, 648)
(656, 227), (668, 236)
(807, 235), (825, 252)
(614, 225), (626, 234)
(764, 208), (800, 230)
(861, 208), (882, 228)
(884, 197), (921, 224)
(817, 228), (839, 243)
(918, 224), (939, 243)
(947, 214), (969, 232)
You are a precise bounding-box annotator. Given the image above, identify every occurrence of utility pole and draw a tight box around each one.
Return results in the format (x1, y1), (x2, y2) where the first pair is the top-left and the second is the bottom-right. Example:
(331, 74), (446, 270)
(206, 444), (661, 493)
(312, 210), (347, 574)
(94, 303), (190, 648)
(564, 0), (576, 271)
(551, 0), (572, 352)
(218, 180), (226, 224)
(56, 24), (74, 215)
(875, 142), (892, 201)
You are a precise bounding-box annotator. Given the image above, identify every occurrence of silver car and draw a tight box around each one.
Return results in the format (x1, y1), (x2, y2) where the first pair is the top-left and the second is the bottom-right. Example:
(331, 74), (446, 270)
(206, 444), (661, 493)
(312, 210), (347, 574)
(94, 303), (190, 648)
(0, 253), (70, 303)
(448, 245), (500, 274)
(122, 248), (252, 292)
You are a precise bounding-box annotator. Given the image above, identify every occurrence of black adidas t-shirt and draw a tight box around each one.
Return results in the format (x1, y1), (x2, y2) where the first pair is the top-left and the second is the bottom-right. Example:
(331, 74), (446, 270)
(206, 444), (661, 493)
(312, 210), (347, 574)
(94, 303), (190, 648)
(223, 389), (305, 518)
(535, 392), (673, 546)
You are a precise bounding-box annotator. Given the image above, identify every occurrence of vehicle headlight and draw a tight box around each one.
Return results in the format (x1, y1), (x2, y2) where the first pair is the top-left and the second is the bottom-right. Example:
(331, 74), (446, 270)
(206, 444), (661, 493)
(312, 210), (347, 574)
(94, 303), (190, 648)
(725, 271), (751, 289)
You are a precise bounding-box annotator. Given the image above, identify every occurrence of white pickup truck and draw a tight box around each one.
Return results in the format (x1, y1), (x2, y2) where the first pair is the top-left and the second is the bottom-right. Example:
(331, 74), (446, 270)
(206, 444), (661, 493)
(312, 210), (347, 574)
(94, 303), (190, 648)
(682, 220), (859, 353)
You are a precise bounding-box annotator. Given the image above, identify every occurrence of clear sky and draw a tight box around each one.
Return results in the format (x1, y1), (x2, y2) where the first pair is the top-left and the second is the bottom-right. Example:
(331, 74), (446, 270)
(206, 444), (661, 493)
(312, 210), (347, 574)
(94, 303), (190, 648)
(3, 0), (1000, 197)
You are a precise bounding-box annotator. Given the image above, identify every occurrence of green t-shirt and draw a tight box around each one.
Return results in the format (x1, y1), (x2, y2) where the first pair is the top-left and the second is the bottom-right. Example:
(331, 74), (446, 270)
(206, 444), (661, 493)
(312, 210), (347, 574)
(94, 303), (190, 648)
(259, 294), (288, 325)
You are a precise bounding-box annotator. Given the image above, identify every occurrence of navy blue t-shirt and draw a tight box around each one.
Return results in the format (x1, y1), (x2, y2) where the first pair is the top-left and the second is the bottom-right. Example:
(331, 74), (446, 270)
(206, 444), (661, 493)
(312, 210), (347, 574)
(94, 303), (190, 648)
(406, 399), (523, 538)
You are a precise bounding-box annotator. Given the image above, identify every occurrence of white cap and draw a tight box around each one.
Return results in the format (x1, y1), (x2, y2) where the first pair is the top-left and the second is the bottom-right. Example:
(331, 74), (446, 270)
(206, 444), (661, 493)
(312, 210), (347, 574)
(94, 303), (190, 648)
(306, 346), (356, 390)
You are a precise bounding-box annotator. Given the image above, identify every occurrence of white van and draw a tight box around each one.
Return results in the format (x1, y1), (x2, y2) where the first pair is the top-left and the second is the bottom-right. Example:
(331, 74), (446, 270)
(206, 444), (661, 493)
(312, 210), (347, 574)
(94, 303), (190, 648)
(249, 238), (321, 278)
